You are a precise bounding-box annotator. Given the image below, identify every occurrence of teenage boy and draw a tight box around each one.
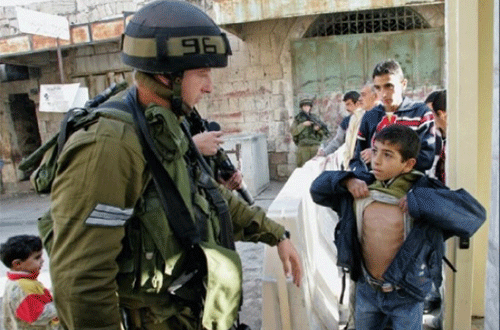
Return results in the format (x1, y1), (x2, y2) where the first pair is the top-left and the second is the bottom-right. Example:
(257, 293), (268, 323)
(317, 91), (360, 157)
(291, 98), (329, 166)
(310, 125), (485, 330)
(1, 235), (61, 330)
(350, 60), (435, 177)
(424, 90), (440, 111)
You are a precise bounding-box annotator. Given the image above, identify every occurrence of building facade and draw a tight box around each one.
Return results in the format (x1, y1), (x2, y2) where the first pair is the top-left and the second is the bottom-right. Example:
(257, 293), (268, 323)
(0, 0), (444, 191)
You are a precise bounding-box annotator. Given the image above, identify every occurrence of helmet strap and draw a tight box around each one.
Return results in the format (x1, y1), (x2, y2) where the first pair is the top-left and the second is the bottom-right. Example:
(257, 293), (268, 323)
(171, 74), (185, 117)
(134, 71), (192, 116)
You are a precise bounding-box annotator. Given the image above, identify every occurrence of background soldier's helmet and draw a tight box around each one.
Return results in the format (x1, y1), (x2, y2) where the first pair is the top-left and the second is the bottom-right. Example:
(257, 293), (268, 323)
(121, 0), (232, 74)
(299, 98), (313, 107)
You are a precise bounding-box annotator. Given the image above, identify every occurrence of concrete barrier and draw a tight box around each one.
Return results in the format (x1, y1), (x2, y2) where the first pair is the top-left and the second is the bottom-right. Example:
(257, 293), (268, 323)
(222, 133), (270, 197)
(262, 156), (345, 329)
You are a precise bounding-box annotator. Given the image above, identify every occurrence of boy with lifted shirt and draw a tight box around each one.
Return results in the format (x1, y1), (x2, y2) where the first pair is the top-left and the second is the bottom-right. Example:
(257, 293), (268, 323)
(310, 125), (485, 330)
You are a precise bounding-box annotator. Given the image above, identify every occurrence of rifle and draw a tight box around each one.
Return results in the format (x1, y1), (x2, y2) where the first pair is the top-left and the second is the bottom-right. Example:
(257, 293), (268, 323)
(302, 111), (330, 137)
(187, 109), (255, 205)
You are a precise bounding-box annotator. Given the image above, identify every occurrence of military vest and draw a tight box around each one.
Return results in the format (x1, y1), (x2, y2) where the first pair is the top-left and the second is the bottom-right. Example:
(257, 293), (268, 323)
(35, 91), (243, 330)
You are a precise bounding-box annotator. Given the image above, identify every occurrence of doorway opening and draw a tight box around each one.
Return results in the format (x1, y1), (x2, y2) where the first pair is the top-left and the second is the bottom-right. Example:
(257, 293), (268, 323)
(8, 93), (41, 162)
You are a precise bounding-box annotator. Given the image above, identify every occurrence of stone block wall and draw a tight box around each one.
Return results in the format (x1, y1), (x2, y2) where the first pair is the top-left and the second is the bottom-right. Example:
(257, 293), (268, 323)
(0, 1), (446, 183)
(197, 16), (317, 180)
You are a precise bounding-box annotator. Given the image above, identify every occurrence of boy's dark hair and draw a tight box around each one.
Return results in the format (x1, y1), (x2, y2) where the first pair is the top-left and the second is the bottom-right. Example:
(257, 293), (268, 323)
(372, 59), (404, 80)
(424, 90), (440, 105)
(374, 125), (421, 161)
(343, 91), (360, 103)
(0, 235), (42, 268)
(431, 90), (446, 112)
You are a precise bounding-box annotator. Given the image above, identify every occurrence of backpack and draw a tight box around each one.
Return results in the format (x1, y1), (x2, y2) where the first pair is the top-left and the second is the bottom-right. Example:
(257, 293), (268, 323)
(18, 82), (129, 194)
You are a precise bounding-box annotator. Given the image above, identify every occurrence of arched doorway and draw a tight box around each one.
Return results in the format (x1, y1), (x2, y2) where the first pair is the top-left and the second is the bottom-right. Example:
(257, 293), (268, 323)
(291, 6), (444, 128)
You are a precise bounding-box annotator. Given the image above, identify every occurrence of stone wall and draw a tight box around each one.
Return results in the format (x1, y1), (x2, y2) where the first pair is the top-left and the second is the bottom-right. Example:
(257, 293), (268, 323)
(0, 1), (446, 184)
(0, 1), (142, 37)
(197, 16), (316, 180)
(0, 0), (443, 37)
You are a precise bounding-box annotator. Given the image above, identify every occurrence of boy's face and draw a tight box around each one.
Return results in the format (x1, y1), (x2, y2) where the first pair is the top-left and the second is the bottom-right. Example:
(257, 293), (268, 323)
(371, 140), (416, 181)
(344, 99), (358, 114)
(373, 73), (407, 113)
(12, 250), (44, 274)
(433, 109), (447, 134)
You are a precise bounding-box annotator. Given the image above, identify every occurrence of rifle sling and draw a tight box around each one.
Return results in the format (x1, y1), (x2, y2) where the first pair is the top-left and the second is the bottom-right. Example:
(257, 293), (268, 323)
(180, 121), (235, 250)
(124, 88), (201, 248)
(124, 88), (235, 250)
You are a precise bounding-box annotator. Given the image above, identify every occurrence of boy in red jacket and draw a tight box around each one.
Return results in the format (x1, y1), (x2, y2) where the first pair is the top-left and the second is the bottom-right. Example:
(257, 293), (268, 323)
(1, 235), (61, 330)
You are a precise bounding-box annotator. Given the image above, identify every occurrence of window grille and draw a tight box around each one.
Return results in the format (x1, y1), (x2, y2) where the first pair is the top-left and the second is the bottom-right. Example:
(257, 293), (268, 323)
(303, 6), (430, 38)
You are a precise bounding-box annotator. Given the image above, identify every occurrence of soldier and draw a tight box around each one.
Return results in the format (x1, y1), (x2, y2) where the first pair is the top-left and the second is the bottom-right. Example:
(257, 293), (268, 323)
(47, 1), (302, 329)
(290, 98), (329, 167)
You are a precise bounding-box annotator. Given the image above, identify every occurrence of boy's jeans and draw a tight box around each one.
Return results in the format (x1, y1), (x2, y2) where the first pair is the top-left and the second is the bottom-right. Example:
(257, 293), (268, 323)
(355, 276), (424, 330)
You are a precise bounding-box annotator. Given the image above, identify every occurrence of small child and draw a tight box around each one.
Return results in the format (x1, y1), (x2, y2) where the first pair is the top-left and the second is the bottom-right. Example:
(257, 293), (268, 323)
(310, 125), (485, 330)
(1, 235), (61, 330)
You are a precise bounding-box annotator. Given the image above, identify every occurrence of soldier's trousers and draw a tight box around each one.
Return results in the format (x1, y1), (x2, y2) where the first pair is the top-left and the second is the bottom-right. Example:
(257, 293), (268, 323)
(296, 145), (320, 167)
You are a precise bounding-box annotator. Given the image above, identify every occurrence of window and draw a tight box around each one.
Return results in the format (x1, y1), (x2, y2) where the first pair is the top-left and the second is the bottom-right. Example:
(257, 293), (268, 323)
(303, 6), (430, 37)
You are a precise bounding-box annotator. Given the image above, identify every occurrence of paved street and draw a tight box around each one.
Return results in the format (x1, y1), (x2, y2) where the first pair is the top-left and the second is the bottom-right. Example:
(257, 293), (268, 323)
(0, 181), (284, 330)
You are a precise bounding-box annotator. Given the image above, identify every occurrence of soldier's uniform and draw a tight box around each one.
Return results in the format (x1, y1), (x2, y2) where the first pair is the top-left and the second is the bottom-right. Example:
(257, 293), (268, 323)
(290, 100), (329, 167)
(44, 2), (292, 330)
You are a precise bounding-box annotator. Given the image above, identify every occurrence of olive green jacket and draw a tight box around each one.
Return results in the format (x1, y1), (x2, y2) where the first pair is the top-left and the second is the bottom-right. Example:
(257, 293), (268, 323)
(47, 92), (286, 330)
(290, 111), (328, 146)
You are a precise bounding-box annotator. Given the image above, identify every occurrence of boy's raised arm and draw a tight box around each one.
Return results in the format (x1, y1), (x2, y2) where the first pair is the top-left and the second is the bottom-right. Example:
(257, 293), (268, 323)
(406, 185), (486, 239)
(310, 171), (356, 210)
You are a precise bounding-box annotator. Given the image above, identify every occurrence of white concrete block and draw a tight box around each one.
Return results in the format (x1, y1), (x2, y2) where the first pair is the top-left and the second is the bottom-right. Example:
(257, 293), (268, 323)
(263, 159), (343, 329)
(222, 133), (269, 197)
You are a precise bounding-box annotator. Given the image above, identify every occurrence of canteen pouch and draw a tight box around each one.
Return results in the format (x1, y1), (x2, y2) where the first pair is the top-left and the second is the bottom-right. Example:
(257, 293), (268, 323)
(30, 141), (59, 194)
(199, 241), (242, 330)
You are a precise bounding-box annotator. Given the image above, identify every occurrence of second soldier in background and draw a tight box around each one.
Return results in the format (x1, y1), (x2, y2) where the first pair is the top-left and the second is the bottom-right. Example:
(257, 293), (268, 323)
(291, 98), (329, 167)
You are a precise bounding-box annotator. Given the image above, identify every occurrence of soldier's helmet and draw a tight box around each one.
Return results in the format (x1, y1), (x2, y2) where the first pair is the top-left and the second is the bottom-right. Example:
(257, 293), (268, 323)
(299, 98), (313, 107)
(121, 0), (232, 75)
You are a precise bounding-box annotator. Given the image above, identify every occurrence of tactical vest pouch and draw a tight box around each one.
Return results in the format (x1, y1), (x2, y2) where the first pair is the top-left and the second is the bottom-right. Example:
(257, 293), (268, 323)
(16, 133), (60, 194)
(117, 185), (183, 295)
(199, 242), (242, 330)
(117, 223), (243, 330)
(31, 142), (58, 194)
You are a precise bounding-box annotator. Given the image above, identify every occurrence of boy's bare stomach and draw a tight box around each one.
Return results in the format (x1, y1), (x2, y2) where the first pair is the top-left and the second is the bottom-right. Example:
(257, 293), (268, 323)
(362, 201), (405, 280)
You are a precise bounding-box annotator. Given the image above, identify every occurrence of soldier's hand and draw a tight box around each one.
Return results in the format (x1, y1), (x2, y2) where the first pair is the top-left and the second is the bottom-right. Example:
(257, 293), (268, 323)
(277, 239), (302, 287)
(344, 177), (370, 199)
(192, 131), (224, 156)
(302, 121), (312, 127)
(219, 170), (243, 190)
(314, 125), (320, 131)
(360, 148), (372, 164)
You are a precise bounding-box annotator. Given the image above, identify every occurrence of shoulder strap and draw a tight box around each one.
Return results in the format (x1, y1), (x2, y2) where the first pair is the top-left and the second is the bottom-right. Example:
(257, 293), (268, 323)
(180, 121), (235, 250)
(124, 88), (201, 248)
